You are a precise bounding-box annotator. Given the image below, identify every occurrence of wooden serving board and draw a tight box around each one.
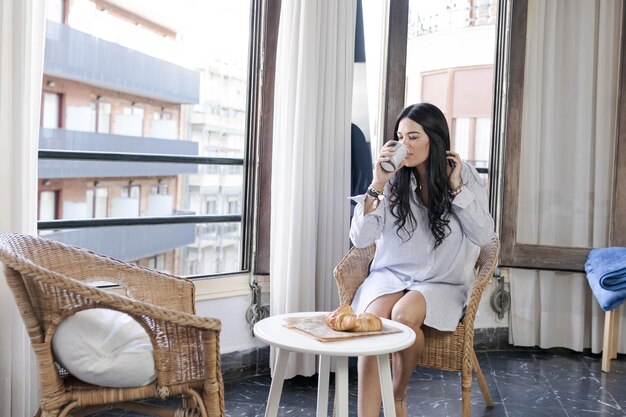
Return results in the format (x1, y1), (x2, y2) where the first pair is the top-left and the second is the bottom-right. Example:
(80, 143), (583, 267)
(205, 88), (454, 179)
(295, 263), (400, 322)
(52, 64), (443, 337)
(283, 314), (401, 342)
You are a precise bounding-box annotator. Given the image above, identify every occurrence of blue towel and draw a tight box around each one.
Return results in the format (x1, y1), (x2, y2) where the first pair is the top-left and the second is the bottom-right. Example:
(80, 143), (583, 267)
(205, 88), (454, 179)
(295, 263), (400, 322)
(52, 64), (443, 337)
(585, 247), (626, 311)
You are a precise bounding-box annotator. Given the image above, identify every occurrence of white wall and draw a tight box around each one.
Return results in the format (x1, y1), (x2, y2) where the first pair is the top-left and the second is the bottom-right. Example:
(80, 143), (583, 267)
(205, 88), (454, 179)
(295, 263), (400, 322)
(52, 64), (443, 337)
(474, 278), (509, 329)
(195, 294), (267, 354)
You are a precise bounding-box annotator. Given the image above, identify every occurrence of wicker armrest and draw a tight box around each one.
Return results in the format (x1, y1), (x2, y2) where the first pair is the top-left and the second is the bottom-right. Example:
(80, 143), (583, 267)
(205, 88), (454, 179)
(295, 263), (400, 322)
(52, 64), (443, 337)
(42, 270), (218, 332)
(461, 235), (500, 329)
(15, 236), (196, 313)
(84, 263), (196, 314)
(333, 244), (376, 305)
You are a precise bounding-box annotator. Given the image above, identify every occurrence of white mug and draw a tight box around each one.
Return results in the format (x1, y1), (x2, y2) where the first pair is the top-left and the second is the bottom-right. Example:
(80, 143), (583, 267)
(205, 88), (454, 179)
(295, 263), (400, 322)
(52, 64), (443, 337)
(380, 141), (408, 172)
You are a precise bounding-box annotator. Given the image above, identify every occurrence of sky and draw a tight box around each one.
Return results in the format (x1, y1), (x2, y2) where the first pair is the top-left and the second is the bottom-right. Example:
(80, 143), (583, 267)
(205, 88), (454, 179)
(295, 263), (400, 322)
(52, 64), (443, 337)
(71, 0), (252, 69)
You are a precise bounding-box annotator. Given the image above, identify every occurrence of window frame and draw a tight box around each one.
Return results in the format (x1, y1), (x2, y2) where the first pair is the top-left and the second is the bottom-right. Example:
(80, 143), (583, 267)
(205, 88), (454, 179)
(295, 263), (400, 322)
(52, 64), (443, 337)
(37, 0), (279, 279)
(496, 0), (626, 272)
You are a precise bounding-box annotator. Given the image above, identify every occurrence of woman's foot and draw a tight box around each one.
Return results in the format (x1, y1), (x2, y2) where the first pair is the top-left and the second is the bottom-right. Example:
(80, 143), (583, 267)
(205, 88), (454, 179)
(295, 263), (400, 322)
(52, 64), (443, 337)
(394, 394), (408, 417)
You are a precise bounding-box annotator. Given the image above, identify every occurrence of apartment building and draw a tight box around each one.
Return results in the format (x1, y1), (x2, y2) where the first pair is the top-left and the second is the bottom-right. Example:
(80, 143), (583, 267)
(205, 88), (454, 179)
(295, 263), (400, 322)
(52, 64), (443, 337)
(38, 0), (244, 275)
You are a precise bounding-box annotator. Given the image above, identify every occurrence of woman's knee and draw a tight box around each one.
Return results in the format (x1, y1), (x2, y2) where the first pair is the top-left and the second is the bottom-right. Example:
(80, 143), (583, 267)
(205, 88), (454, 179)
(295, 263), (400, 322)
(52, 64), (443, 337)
(391, 309), (424, 329)
(391, 295), (426, 328)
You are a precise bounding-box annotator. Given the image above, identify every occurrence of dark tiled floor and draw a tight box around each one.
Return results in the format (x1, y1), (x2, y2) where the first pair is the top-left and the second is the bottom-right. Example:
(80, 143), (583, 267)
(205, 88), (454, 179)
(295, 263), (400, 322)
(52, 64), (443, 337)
(92, 348), (626, 417)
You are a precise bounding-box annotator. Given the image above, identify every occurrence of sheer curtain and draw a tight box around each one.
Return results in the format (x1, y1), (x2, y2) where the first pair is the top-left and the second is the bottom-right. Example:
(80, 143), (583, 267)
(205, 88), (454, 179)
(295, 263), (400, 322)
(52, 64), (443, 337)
(270, 0), (356, 378)
(0, 0), (46, 415)
(509, 0), (624, 353)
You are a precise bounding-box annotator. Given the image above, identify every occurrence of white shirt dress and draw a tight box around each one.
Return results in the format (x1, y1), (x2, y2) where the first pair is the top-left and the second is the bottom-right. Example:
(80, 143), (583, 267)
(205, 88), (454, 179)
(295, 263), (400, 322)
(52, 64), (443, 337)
(349, 162), (494, 331)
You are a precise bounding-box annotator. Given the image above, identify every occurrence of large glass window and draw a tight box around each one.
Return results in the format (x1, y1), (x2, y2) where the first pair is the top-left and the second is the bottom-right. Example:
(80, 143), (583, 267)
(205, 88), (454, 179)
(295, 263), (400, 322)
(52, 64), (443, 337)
(38, 0), (260, 277)
(405, 0), (498, 178)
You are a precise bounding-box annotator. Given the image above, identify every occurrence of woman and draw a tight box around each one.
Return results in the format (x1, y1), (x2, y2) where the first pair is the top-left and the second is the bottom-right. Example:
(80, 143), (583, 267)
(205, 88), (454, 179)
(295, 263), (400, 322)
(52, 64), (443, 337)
(349, 103), (494, 417)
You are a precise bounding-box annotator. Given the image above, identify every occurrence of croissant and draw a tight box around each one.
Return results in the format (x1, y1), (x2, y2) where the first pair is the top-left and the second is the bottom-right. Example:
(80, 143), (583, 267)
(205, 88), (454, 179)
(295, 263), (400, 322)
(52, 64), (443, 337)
(325, 304), (382, 332)
(352, 312), (383, 332)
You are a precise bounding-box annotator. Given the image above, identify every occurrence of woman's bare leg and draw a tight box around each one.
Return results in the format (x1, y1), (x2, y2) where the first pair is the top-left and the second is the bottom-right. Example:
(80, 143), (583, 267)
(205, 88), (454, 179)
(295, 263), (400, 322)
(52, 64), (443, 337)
(390, 291), (427, 417)
(357, 292), (404, 417)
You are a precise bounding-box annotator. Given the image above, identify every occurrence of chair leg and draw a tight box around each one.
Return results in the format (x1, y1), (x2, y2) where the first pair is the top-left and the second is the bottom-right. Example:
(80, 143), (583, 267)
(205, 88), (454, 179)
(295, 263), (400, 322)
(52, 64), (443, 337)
(611, 305), (620, 360)
(602, 309), (617, 372)
(472, 351), (493, 406)
(461, 372), (471, 417)
(57, 402), (79, 417)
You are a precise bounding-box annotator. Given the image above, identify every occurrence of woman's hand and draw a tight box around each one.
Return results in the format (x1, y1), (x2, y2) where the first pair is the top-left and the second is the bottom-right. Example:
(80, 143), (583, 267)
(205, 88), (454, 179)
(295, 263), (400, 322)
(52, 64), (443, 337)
(446, 151), (463, 190)
(371, 141), (405, 191)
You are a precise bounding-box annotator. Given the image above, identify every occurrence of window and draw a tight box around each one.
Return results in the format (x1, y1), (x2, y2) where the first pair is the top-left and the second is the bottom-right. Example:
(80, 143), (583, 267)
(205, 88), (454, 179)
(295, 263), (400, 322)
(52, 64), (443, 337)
(228, 199), (240, 215)
(451, 116), (491, 168)
(153, 110), (172, 120)
(121, 184), (141, 199)
(497, 0), (626, 271)
(118, 184), (141, 217)
(41, 92), (61, 128)
(474, 117), (491, 167)
(405, 3), (496, 177)
(123, 106), (144, 117)
(206, 199), (217, 214)
(39, 190), (59, 220)
(90, 101), (112, 133)
(150, 182), (168, 196)
(86, 187), (108, 218)
(188, 259), (199, 275)
(147, 254), (166, 272)
(452, 118), (471, 161)
(470, 0), (497, 26)
(115, 105), (144, 136)
(37, 0), (277, 277)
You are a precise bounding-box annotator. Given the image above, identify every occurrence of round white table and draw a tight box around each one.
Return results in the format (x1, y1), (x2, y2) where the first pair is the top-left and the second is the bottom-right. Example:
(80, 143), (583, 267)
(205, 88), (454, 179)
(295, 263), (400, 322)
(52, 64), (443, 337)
(253, 312), (416, 417)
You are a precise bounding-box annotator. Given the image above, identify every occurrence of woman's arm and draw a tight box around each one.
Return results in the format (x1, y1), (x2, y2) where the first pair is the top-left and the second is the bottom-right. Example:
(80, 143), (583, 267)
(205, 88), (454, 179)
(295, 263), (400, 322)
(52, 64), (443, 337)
(450, 163), (494, 246)
(349, 189), (386, 248)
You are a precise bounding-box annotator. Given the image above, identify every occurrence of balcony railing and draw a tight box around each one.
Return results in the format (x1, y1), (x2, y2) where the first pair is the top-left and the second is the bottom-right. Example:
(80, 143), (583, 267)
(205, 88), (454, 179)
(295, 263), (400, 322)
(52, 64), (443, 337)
(44, 21), (200, 104)
(41, 223), (196, 262)
(39, 128), (199, 178)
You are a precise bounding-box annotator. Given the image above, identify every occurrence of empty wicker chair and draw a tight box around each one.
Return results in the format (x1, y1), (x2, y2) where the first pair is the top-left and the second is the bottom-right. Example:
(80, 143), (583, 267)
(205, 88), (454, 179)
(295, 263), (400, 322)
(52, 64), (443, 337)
(0, 233), (224, 417)
(334, 234), (499, 417)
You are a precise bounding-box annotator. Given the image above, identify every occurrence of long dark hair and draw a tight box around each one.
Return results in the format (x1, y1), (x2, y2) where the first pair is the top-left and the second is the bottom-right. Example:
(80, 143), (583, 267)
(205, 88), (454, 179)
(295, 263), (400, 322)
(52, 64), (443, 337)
(388, 103), (452, 248)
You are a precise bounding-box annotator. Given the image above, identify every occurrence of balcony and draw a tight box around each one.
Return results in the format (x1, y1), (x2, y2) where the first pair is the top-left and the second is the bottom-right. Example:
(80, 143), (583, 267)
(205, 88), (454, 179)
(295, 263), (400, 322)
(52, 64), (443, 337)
(39, 128), (198, 178)
(44, 21), (200, 104)
(42, 222), (196, 262)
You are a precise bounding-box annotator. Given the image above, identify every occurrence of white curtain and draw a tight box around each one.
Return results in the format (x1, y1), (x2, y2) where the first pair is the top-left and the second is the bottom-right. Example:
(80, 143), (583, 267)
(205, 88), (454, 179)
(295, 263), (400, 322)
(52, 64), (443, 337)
(509, 0), (624, 353)
(270, 0), (356, 378)
(0, 0), (46, 415)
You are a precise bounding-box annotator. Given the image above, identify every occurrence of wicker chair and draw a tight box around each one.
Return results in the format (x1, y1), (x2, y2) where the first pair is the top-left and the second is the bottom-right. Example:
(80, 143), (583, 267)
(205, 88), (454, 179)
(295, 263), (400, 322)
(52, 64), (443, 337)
(334, 234), (499, 417)
(0, 233), (224, 417)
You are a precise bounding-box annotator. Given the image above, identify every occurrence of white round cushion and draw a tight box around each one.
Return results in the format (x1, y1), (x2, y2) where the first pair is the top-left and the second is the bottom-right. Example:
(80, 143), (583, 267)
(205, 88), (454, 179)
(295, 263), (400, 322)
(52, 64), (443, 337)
(52, 308), (156, 388)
